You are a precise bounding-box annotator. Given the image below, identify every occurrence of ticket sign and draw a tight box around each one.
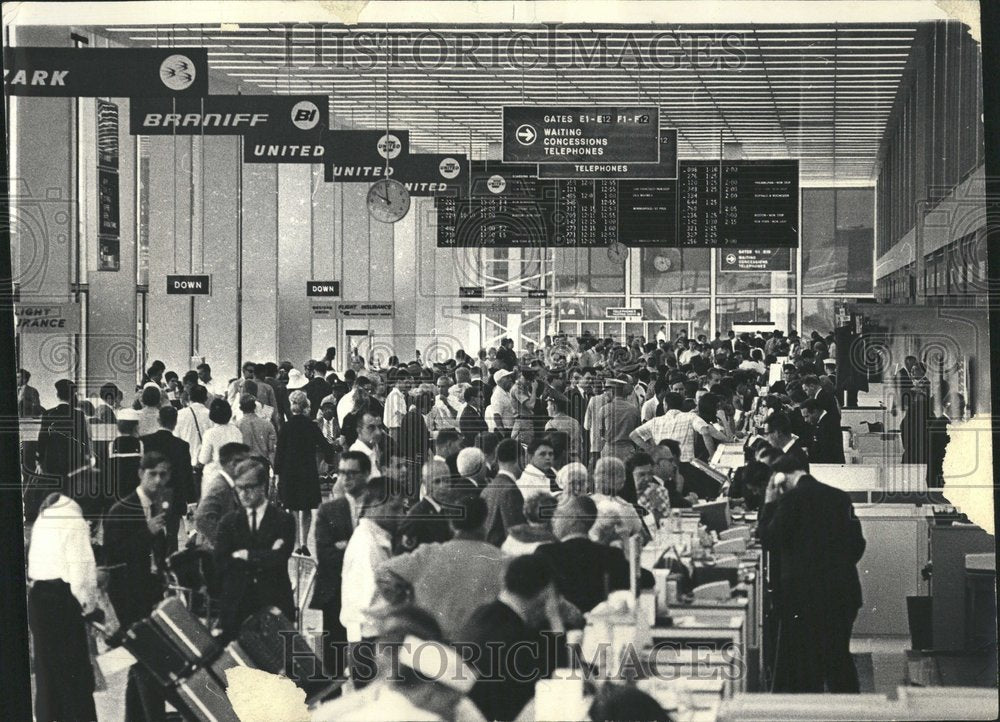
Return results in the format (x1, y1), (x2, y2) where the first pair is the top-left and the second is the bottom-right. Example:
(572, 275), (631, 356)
(333, 302), (394, 319)
(15, 303), (80, 333)
(3, 47), (209, 97)
(606, 307), (642, 320)
(503, 106), (659, 163)
(538, 129), (678, 180)
(306, 281), (341, 297)
(166, 274), (211, 295)
(132, 95), (328, 137)
(719, 248), (792, 272)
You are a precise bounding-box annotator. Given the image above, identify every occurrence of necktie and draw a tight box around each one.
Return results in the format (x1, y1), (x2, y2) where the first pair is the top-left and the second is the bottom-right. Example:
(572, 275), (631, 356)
(250, 508), (258, 536)
(325, 420), (335, 442)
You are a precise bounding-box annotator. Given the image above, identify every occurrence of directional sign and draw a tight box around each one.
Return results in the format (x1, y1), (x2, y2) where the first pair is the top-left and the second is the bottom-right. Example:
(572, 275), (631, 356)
(460, 301), (524, 314)
(166, 274), (211, 295)
(538, 129), (678, 180)
(719, 248), (792, 272)
(3, 47), (208, 97)
(306, 280), (340, 297)
(459, 287), (485, 298)
(503, 106), (659, 163)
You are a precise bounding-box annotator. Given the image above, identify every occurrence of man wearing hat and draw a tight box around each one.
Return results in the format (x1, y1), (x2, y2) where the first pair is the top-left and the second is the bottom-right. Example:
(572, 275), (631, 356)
(595, 376), (641, 462)
(487, 369), (517, 436)
(316, 394), (344, 477)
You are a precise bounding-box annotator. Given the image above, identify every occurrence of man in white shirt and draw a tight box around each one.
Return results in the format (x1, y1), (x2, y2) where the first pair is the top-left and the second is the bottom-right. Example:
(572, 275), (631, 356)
(383, 369), (410, 447)
(197, 362), (225, 400)
(176, 383), (212, 472)
(487, 369), (517, 433)
(640, 378), (668, 423)
(630, 392), (700, 462)
(340, 477), (406, 688)
(427, 375), (461, 440)
(516, 437), (555, 500)
(349, 411), (384, 478)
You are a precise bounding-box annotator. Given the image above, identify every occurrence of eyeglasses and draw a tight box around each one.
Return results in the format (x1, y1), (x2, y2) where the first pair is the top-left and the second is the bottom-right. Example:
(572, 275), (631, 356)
(235, 484), (265, 493)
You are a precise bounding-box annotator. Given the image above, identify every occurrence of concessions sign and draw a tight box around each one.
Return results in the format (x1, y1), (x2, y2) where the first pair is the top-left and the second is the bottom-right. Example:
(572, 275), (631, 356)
(719, 248), (792, 272)
(323, 130), (411, 181)
(3, 47), (208, 96)
(503, 106), (659, 163)
(131, 95), (328, 138)
(538, 129), (678, 180)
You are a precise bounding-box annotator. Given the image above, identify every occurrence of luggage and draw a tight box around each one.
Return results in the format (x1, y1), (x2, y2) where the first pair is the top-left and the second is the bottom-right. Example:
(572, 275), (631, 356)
(173, 668), (240, 722)
(208, 641), (254, 688)
(124, 618), (194, 685)
(149, 596), (221, 665)
(237, 606), (329, 696)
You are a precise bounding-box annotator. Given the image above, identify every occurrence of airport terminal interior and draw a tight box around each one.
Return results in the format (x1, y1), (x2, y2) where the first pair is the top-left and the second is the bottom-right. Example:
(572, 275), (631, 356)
(4, 2), (997, 721)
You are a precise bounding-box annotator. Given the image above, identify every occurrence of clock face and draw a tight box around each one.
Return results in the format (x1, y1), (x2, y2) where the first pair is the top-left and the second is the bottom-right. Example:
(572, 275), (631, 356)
(367, 179), (411, 223)
(653, 254), (672, 272)
(607, 241), (627, 264)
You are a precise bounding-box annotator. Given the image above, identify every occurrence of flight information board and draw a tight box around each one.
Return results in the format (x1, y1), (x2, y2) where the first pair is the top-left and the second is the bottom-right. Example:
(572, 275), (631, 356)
(436, 159), (797, 248)
(678, 160), (798, 247)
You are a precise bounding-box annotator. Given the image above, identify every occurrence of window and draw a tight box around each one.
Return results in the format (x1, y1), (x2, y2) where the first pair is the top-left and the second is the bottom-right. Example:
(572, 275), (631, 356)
(554, 247), (625, 293)
(637, 248), (710, 294)
(802, 188), (874, 295)
(716, 298), (796, 336)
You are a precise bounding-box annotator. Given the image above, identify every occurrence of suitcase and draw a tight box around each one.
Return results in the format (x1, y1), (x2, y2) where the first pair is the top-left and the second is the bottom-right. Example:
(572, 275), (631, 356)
(149, 596), (221, 665)
(124, 618), (194, 685)
(173, 667), (241, 722)
(208, 641), (255, 688)
(237, 607), (329, 696)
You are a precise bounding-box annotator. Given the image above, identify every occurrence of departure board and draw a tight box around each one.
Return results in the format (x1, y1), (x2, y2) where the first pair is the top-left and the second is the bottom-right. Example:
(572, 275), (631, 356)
(678, 160), (798, 247)
(616, 180), (678, 246)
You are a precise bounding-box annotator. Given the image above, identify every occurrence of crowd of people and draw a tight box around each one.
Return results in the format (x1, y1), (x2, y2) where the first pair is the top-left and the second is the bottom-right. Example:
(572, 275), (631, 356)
(20, 327), (959, 720)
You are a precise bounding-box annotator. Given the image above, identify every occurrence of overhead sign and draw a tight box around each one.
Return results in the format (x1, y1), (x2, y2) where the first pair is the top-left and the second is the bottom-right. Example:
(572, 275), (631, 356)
(333, 302), (394, 318)
(97, 100), (121, 272)
(306, 280), (341, 297)
(3, 47), (209, 96)
(131, 95), (328, 137)
(460, 301), (524, 314)
(383, 153), (469, 196)
(526, 289), (548, 299)
(459, 287), (485, 298)
(166, 274), (211, 295)
(719, 248), (792, 272)
(503, 106), (659, 163)
(322, 130), (411, 181)
(537, 129), (678, 180)
(606, 307), (642, 319)
(15, 303), (81, 333)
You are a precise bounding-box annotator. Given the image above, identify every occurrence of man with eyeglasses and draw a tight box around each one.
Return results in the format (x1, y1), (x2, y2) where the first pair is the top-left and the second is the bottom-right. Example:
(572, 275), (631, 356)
(214, 459), (296, 639)
(350, 411), (384, 479)
(310, 451), (371, 680)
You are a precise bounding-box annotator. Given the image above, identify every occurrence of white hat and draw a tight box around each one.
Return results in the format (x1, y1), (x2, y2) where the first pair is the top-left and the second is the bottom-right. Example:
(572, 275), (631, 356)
(117, 408), (140, 422)
(493, 368), (515, 384)
(319, 394), (337, 408)
(456, 447), (486, 477)
(286, 368), (307, 389)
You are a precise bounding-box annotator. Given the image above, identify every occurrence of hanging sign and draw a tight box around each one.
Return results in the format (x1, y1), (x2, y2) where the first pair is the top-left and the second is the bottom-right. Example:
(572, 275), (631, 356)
(97, 100), (121, 271)
(3, 47), (209, 97)
(322, 130), (411, 181)
(606, 307), (643, 320)
(719, 248), (792, 272)
(383, 153), (469, 196)
(166, 274), (212, 295)
(332, 302), (394, 318)
(131, 95), (328, 137)
(503, 106), (659, 163)
(306, 280), (341, 297)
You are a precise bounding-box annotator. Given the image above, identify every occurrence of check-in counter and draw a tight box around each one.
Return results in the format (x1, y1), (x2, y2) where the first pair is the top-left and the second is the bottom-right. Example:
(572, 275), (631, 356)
(811, 463), (931, 504)
(840, 406), (887, 434)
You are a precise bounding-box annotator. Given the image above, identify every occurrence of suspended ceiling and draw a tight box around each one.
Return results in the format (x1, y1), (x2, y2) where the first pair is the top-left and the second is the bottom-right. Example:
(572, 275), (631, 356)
(85, 21), (928, 182)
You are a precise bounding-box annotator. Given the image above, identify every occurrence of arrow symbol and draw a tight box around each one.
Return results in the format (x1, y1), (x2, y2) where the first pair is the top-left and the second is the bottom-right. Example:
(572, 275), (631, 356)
(515, 124), (537, 145)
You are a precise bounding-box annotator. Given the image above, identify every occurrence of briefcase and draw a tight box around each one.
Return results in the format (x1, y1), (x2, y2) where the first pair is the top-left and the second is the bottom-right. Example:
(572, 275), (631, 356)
(237, 607), (328, 696)
(208, 641), (255, 688)
(173, 667), (241, 722)
(124, 618), (194, 686)
(149, 596), (221, 665)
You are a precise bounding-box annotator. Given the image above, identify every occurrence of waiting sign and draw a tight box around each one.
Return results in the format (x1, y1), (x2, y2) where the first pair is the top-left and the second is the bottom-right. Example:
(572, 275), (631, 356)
(15, 303), (80, 333)
(719, 248), (792, 272)
(503, 106), (659, 164)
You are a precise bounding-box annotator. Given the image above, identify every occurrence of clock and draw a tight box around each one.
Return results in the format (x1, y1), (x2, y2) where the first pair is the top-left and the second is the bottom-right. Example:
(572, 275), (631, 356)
(366, 178), (411, 223)
(607, 241), (627, 264)
(653, 254), (673, 272)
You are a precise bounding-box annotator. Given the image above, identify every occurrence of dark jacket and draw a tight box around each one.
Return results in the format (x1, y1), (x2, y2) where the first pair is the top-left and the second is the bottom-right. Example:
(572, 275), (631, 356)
(535, 536), (634, 613)
(303, 377), (333, 420)
(807, 411), (846, 464)
(397, 497), (453, 553)
(274, 415), (333, 510)
(214, 503), (296, 635)
(458, 600), (557, 722)
(458, 404), (488, 446)
(104, 491), (168, 630)
(141, 429), (196, 506)
(194, 471), (241, 550)
(310, 497), (355, 610)
(757, 474), (865, 612)
(37, 403), (92, 479)
(480, 471), (526, 547)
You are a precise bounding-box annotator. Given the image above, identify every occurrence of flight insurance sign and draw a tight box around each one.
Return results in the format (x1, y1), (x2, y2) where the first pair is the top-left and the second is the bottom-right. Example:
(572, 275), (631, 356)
(503, 106), (659, 163)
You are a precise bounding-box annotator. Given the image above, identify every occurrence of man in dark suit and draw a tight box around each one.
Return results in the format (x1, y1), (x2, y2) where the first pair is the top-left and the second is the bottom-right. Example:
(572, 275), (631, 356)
(757, 452), (866, 693)
(141, 405), (195, 548)
(397, 459), (456, 553)
(800, 399), (846, 464)
(457, 554), (563, 722)
(802, 375), (840, 422)
(193, 443), (250, 551)
(481, 438), (526, 547)
(310, 451), (370, 679)
(763, 412), (811, 469)
(104, 451), (172, 630)
(535, 497), (641, 614)
(458, 385), (488, 447)
(17, 368), (43, 417)
(304, 361), (334, 419)
(37, 379), (92, 487)
(214, 459), (296, 638)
